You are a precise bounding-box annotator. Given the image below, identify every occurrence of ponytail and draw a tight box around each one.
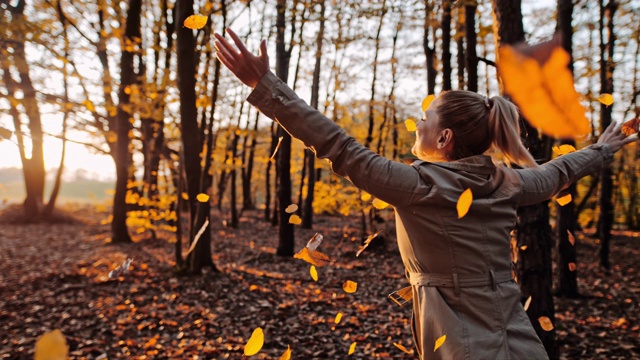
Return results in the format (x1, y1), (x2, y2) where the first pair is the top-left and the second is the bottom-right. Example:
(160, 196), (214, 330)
(487, 96), (538, 168)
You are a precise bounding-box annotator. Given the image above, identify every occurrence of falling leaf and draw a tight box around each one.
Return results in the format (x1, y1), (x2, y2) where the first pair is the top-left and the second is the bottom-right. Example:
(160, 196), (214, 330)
(289, 214), (302, 225)
(568, 262), (577, 272)
(360, 192), (372, 202)
(270, 136), (284, 162)
(34, 329), (68, 360)
(0, 126), (13, 139)
(598, 93), (614, 106)
(82, 99), (95, 112)
(335, 312), (343, 324)
(538, 316), (554, 331)
(196, 193), (210, 202)
(356, 229), (383, 257)
(244, 327), (264, 356)
(181, 192), (189, 200)
(393, 342), (413, 354)
(612, 318), (627, 327)
(306, 233), (324, 251)
(405, 119), (417, 132)
(294, 247), (330, 267)
(348, 342), (357, 355)
(621, 117), (640, 136)
(497, 36), (590, 139)
(520, 245), (528, 251)
(108, 258), (133, 279)
(456, 188), (473, 218)
(279, 345), (292, 360)
(524, 296), (532, 311)
(343, 280), (357, 294)
(434, 334), (446, 351)
(552, 144), (576, 155)
(421, 94), (435, 112)
(183, 14), (208, 30)
(285, 204), (298, 213)
(309, 265), (318, 281)
(184, 219), (209, 256)
(567, 230), (575, 246)
(556, 194), (572, 206)
(372, 198), (389, 210)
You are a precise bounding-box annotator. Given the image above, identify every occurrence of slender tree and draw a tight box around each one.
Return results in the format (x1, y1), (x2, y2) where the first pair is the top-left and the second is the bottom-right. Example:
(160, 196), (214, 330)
(441, 0), (453, 91)
(465, 1), (478, 92)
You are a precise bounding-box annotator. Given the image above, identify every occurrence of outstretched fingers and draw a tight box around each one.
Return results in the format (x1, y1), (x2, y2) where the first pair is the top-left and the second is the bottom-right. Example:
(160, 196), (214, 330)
(226, 28), (252, 56)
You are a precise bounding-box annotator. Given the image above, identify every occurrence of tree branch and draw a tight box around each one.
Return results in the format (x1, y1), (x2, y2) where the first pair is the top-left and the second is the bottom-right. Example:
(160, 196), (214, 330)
(476, 56), (496, 68)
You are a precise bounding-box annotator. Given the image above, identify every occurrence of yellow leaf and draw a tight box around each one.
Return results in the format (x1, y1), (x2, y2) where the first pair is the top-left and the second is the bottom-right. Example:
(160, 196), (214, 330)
(520, 245), (528, 251)
(243, 327), (264, 356)
(538, 316), (554, 331)
(285, 204), (298, 213)
(289, 214), (302, 225)
(434, 334), (446, 351)
(456, 188), (473, 218)
(567, 230), (575, 246)
(421, 94), (435, 112)
(293, 247), (330, 267)
(183, 14), (208, 30)
(372, 198), (389, 210)
(82, 99), (95, 112)
(360, 192), (372, 202)
(393, 342), (413, 354)
(556, 194), (572, 206)
(598, 93), (614, 106)
(181, 192), (189, 200)
(405, 119), (417, 132)
(343, 280), (357, 294)
(309, 265), (318, 281)
(348, 341), (357, 355)
(523, 295), (532, 311)
(335, 312), (343, 324)
(279, 345), (292, 360)
(196, 193), (210, 202)
(35, 329), (68, 360)
(568, 262), (577, 272)
(552, 144), (576, 155)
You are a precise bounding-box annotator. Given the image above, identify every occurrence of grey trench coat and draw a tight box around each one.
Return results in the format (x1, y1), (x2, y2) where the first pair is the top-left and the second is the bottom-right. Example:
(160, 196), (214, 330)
(247, 72), (614, 360)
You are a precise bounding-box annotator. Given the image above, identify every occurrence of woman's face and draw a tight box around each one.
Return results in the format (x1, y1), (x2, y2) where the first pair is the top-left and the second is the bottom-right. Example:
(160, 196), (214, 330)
(412, 98), (448, 161)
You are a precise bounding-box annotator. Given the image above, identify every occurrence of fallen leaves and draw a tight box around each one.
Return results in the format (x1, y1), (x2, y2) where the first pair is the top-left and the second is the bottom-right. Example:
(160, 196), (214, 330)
(334, 312), (343, 324)
(434, 334), (446, 351)
(393, 342), (413, 354)
(183, 14), (208, 30)
(497, 36), (590, 139)
(343, 280), (358, 294)
(244, 327), (264, 356)
(456, 188), (473, 218)
(34, 329), (68, 360)
(348, 341), (357, 355)
(279, 345), (292, 360)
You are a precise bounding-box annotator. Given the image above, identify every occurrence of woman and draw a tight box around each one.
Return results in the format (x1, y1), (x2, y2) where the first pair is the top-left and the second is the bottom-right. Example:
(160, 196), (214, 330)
(214, 29), (638, 359)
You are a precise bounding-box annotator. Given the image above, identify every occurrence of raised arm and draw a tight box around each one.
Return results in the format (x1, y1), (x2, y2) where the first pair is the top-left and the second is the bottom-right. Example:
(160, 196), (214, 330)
(214, 29), (430, 207)
(516, 121), (638, 206)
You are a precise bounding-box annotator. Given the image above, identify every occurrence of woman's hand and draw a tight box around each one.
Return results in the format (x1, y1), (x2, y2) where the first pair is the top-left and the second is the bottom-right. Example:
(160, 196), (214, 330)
(214, 29), (269, 88)
(597, 121), (639, 153)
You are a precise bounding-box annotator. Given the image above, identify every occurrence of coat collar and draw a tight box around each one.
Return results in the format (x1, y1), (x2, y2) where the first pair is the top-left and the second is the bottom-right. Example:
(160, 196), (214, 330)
(413, 155), (497, 175)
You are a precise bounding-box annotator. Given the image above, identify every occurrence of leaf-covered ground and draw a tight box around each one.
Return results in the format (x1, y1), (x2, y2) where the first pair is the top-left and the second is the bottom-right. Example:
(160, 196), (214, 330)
(0, 204), (638, 359)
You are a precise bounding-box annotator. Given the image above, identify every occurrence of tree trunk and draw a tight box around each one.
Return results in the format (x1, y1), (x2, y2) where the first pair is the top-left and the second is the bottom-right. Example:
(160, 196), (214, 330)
(456, 5), (466, 90)
(492, 0), (557, 358)
(465, 2), (478, 92)
(424, 0), (437, 95)
(555, 0), (579, 298)
(441, 0), (452, 91)
(597, 0), (616, 270)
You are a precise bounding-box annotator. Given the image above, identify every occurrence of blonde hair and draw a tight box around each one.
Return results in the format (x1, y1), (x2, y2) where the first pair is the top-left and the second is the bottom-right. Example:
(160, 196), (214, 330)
(435, 90), (538, 168)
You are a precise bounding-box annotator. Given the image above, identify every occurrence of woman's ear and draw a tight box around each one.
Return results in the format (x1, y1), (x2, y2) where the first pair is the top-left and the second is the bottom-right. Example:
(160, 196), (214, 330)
(437, 128), (454, 149)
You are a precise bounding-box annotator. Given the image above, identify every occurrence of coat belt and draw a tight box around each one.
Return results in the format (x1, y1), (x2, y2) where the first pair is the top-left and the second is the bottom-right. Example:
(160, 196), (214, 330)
(409, 270), (513, 295)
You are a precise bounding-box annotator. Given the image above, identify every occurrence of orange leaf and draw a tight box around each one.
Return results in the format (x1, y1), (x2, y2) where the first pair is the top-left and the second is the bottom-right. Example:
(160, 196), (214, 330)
(343, 280), (357, 293)
(405, 119), (417, 132)
(556, 194), (572, 206)
(309, 265), (318, 281)
(183, 14), (208, 30)
(372, 198), (389, 210)
(421, 95), (435, 112)
(244, 327), (264, 356)
(520, 245), (528, 251)
(348, 341), (357, 355)
(285, 204), (298, 213)
(356, 229), (383, 257)
(393, 342), (413, 354)
(434, 334), (446, 351)
(568, 262), (577, 272)
(335, 312), (343, 324)
(538, 316), (554, 331)
(456, 188), (473, 218)
(196, 193), (210, 202)
(552, 144), (576, 155)
(621, 117), (640, 136)
(289, 214), (302, 225)
(293, 247), (330, 267)
(360, 192), (372, 202)
(598, 93), (614, 106)
(524, 296), (532, 311)
(35, 329), (68, 360)
(567, 230), (576, 246)
(279, 345), (292, 360)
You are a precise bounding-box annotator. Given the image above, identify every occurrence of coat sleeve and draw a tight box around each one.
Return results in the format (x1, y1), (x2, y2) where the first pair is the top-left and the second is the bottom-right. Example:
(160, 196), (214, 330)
(514, 144), (614, 206)
(246, 71), (430, 207)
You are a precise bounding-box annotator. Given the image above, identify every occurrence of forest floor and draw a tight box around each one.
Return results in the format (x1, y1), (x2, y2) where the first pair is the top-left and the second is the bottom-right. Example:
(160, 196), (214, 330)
(0, 203), (638, 360)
